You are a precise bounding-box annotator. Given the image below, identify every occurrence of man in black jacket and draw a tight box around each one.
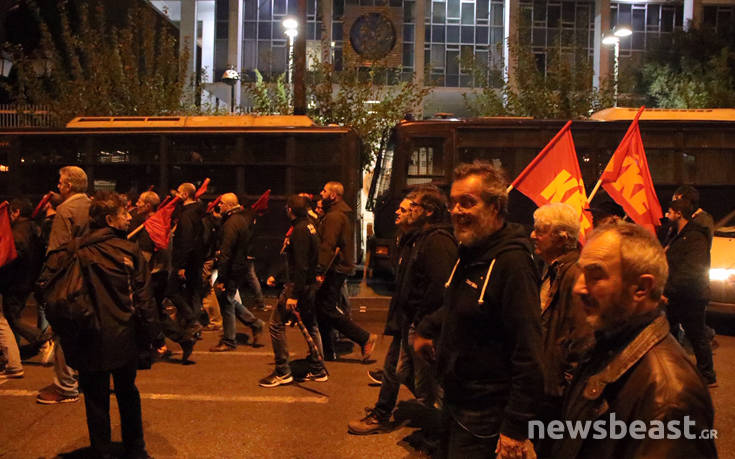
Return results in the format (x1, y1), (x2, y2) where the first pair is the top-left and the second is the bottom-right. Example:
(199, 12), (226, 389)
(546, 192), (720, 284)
(62, 191), (156, 459)
(210, 193), (265, 351)
(555, 222), (716, 458)
(167, 183), (205, 339)
(663, 198), (715, 386)
(259, 195), (327, 387)
(315, 181), (376, 361)
(349, 185), (457, 436)
(414, 161), (542, 458)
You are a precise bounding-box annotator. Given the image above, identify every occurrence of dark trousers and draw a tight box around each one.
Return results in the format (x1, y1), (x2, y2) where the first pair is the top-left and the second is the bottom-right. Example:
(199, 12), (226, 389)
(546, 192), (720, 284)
(438, 410), (497, 459)
(78, 361), (146, 458)
(316, 271), (369, 354)
(2, 291), (43, 346)
(152, 271), (187, 345)
(165, 266), (202, 333)
(667, 300), (715, 381)
(375, 334), (402, 418)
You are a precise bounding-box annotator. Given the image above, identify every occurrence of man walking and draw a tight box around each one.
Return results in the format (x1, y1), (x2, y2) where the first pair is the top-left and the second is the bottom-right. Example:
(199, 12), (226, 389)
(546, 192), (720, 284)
(414, 161), (543, 458)
(316, 181), (376, 362)
(210, 193), (265, 351)
(259, 195), (327, 387)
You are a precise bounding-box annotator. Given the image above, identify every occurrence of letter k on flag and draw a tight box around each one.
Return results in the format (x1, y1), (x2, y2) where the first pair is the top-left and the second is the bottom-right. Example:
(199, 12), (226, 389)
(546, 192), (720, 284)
(599, 107), (663, 234)
(509, 121), (593, 240)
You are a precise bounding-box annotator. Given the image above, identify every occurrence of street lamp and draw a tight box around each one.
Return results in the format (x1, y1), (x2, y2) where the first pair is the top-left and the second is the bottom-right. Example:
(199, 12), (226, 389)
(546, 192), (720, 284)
(602, 25), (632, 106)
(283, 17), (298, 110)
(222, 66), (240, 113)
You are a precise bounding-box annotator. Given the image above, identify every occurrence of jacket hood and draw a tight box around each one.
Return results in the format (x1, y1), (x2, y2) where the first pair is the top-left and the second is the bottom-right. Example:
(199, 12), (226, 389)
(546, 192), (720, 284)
(327, 199), (352, 216)
(679, 220), (709, 239)
(459, 222), (532, 265)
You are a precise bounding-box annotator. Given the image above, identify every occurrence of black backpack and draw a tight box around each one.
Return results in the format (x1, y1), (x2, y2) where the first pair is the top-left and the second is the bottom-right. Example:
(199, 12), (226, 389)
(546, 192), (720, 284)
(36, 233), (114, 347)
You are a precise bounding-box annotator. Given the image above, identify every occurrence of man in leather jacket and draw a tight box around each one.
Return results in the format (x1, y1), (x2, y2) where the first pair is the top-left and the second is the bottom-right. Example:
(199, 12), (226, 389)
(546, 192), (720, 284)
(555, 223), (716, 458)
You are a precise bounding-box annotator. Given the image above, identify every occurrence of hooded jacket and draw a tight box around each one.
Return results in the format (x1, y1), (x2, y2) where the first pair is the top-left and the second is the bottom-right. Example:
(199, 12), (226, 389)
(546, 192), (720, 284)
(285, 216), (320, 300)
(64, 227), (157, 372)
(664, 220), (710, 304)
(317, 199), (354, 275)
(555, 312), (716, 459)
(171, 201), (205, 272)
(416, 222), (544, 440)
(384, 223), (457, 336)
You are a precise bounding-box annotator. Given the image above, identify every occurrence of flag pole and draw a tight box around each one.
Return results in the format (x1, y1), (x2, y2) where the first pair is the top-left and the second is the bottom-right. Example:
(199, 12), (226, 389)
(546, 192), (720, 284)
(127, 196), (181, 240)
(586, 106), (646, 203)
(507, 120), (573, 193)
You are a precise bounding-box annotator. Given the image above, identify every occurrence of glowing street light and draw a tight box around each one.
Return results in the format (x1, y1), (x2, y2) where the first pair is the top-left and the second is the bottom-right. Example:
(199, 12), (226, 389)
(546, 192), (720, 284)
(602, 25), (632, 106)
(283, 17), (299, 110)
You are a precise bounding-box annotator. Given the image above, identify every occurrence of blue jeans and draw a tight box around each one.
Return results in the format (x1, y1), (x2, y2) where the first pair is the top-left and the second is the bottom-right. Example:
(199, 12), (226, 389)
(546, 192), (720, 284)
(269, 284), (324, 376)
(217, 279), (264, 347)
(245, 259), (265, 308)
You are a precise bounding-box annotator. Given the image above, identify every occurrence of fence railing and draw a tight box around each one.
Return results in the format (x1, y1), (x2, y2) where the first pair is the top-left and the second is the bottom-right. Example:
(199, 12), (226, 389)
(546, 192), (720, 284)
(0, 105), (55, 128)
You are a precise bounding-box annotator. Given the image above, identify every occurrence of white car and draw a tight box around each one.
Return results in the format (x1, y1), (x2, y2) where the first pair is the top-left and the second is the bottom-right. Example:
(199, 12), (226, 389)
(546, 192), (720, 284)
(709, 212), (735, 314)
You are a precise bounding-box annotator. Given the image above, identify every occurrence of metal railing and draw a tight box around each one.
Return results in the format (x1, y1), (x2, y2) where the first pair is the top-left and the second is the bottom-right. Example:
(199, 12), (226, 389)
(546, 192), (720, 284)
(0, 104), (55, 128)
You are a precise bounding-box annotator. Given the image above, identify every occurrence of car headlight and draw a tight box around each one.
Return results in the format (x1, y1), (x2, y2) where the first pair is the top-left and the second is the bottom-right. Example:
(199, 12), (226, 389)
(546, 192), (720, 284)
(710, 268), (735, 281)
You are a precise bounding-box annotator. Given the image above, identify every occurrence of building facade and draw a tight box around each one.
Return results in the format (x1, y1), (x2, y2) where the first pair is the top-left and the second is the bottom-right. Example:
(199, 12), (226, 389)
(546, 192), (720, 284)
(151, 0), (735, 115)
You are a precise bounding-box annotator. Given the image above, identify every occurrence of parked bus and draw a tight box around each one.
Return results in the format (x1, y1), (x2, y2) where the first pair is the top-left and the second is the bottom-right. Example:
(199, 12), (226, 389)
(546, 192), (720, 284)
(0, 115), (362, 275)
(367, 108), (735, 275)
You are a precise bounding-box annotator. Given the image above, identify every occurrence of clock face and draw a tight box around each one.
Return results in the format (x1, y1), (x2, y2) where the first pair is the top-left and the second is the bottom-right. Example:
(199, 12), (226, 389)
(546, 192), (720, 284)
(349, 13), (397, 60)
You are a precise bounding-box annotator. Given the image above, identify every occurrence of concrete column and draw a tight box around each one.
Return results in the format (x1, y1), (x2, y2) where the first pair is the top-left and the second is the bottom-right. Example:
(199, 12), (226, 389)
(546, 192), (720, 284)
(503, 0), (519, 89)
(414, 0), (426, 117)
(320, 0), (334, 63)
(180, 0), (198, 90)
(228, 0), (243, 109)
(684, 0), (703, 30)
(593, 0), (611, 90)
(200, 1), (216, 83)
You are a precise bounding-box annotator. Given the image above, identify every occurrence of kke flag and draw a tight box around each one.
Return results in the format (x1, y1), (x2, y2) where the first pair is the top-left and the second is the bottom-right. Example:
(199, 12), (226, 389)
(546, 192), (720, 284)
(144, 196), (181, 251)
(0, 201), (18, 268)
(598, 107), (663, 234)
(509, 121), (593, 240)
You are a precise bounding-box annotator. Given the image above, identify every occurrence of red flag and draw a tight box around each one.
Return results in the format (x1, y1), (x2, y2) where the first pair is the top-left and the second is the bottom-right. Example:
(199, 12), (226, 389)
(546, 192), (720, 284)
(599, 107), (663, 234)
(251, 189), (271, 215)
(206, 195), (222, 214)
(510, 121), (593, 240)
(0, 201), (18, 268)
(32, 192), (53, 219)
(195, 178), (210, 199)
(144, 196), (181, 250)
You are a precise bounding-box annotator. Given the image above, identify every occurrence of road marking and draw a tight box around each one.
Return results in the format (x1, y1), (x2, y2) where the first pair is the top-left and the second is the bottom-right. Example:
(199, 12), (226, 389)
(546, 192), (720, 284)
(0, 389), (328, 404)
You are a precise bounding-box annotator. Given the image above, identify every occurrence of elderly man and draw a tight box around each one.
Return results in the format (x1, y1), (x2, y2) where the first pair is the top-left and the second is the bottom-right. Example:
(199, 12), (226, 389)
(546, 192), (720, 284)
(414, 161), (543, 458)
(37, 166), (91, 404)
(555, 223), (716, 458)
(210, 193), (265, 351)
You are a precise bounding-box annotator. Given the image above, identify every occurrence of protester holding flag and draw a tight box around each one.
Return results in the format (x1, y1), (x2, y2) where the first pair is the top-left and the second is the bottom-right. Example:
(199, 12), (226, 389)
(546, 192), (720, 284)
(0, 200), (24, 380)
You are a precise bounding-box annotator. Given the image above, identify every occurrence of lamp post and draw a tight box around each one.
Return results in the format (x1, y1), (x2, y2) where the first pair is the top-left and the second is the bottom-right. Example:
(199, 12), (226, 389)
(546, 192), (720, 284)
(602, 25), (632, 107)
(222, 66), (240, 113)
(283, 17), (298, 111)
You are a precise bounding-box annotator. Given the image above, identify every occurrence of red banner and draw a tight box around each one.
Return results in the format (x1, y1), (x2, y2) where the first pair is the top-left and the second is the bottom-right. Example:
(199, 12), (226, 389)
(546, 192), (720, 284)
(0, 201), (18, 268)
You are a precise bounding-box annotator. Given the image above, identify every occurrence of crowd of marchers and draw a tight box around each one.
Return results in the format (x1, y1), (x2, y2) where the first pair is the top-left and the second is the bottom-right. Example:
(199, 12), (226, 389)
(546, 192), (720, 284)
(0, 161), (721, 458)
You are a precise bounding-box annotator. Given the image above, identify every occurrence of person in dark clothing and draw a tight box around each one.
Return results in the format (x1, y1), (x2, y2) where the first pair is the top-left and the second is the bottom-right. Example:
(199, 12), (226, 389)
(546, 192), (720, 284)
(673, 185), (714, 246)
(349, 185), (457, 437)
(55, 191), (156, 459)
(130, 191), (195, 363)
(315, 181), (376, 362)
(210, 193), (265, 351)
(663, 198), (716, 386)
(555, 223), (716, 459)
(414, 161), (542, 459)
(0, 198), (47, 349)
(167, 183), (205, 339)
(259, 195), (327, 387)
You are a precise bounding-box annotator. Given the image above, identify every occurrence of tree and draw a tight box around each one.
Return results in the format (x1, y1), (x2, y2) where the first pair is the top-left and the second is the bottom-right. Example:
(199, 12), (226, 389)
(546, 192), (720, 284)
(463, 37), (614, 119)
(639, 28), (735, 108)
(2, 0), (201, 125)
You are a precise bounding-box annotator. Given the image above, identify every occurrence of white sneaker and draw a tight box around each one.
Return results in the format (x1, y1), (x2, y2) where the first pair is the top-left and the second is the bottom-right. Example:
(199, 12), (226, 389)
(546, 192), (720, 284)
(39, 340), (55, 366)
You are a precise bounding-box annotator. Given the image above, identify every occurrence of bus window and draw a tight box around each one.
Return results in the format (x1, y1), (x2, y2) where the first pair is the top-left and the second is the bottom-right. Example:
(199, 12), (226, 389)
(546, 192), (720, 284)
(408, 138), (444, 185)
(696, 150), (735, 185)
(169, 135), (237, 163)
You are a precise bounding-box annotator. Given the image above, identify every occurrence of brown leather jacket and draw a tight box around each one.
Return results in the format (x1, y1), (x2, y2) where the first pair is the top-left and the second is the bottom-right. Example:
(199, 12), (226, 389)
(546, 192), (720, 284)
(554, 312), (716, 458)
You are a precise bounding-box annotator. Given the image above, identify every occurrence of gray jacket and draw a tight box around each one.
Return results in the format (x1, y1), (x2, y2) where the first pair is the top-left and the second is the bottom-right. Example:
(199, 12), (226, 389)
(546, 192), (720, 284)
(47, 193), (91, 253)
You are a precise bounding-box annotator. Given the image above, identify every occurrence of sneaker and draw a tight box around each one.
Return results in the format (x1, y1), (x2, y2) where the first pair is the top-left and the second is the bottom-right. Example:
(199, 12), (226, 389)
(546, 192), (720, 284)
(37, 387), (79, 405)
(0, 368), (24, 380)
(348, 408), (392, 435)
(361, 334), (377, 363)
(251, 326), (263, 347)
(180, 340), (195, 363)
(203, 324), (223, 332)
(259, 371), (294, 388)
(39, 339), (55, 366)
(156, 345), (172, 359)
(368, 369), (383, 385)
(297, 368), (329, 382)
(209, 342), (236, 352)
(706, 377), (718, 388)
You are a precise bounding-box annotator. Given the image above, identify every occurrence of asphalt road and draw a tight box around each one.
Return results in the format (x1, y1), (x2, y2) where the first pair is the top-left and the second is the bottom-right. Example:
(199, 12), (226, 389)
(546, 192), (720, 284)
(2, 297), (734, 458)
